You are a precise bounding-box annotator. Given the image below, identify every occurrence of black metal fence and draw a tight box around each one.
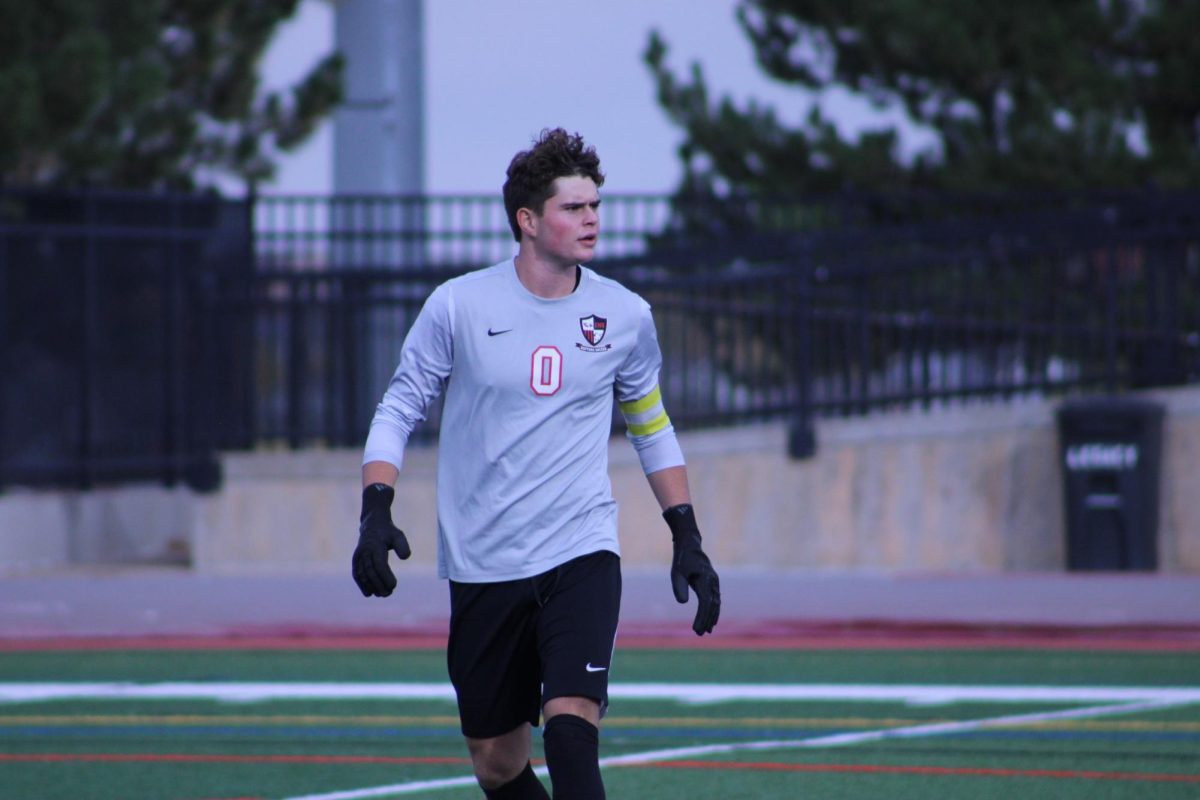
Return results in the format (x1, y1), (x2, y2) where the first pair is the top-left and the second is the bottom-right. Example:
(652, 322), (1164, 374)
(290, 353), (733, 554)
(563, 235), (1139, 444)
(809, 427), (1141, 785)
(253, 193), (674, 270)
(0, 189), (251, 491)
(3, 189), (1198, 490)
(240, 192), (1200, 457)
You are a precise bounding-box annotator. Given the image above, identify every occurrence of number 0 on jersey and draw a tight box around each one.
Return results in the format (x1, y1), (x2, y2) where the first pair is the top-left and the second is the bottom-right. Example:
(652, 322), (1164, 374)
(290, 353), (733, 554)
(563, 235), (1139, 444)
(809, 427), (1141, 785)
(530, 346), (563, 396)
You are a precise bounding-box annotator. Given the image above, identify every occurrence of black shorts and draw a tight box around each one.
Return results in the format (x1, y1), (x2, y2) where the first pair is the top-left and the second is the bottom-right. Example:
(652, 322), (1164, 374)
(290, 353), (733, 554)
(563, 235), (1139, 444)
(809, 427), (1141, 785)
(447, 550), (621, 739)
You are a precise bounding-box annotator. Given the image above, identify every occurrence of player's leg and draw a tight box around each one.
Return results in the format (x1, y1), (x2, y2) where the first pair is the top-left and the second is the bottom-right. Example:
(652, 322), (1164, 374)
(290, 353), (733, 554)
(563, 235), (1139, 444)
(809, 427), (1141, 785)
(466, 724), (544, 796)
(448, 578), (549, 798)
(537, 550), (621, 800)
(543, 695), (600, 725)
(542, 697), (603, 800)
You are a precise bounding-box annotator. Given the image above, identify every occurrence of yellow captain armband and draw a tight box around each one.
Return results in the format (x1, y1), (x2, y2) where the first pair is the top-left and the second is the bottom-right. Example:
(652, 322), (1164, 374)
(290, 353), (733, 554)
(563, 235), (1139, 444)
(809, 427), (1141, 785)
(619, 385), (671, 437)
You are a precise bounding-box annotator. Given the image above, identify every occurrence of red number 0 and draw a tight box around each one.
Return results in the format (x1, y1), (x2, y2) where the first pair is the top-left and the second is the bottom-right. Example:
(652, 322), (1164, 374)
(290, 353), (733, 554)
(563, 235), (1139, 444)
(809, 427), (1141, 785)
(530, 346), (563, 396)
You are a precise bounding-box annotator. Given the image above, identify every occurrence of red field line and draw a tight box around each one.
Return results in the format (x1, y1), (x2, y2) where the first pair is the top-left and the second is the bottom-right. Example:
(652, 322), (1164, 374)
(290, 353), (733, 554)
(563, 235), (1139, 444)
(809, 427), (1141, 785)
(0, 634), (447, 652)
(8, 753), (1199, 785)
(633, 759), (1200, 783)
(617, 633), (1200, 652)
(616, 620), (1200, 651)
(0, 753), (471, 766)
(3, 619), (1200, 652)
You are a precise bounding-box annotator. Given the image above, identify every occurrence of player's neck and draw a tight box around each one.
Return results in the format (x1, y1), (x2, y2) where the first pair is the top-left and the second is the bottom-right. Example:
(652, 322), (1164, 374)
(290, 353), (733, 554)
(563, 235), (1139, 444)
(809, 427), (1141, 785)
(514, 253), (579, 299)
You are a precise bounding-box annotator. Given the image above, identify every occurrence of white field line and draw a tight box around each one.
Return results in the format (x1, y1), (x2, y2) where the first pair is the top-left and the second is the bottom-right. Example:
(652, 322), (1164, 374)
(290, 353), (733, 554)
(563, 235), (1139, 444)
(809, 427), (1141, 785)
(601, 697), (1188, 759)
(284, 775), (481, 799)
(281, 696), (1193, 800)
(3, 682), (1200, 705)
(0, 682), (454, 704)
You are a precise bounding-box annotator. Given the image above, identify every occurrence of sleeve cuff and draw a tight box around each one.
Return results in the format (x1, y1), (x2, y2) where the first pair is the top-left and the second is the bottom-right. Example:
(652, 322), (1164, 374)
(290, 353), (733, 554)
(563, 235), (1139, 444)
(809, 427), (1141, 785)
(362, 421), (410, 471)
(629, 427), (685, 475)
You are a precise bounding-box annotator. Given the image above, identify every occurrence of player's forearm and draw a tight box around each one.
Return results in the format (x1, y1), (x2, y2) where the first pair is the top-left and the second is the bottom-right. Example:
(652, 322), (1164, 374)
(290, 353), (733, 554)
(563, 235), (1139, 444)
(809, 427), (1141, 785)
(645, 465), (691, 510)
(362, 460), (399, 489)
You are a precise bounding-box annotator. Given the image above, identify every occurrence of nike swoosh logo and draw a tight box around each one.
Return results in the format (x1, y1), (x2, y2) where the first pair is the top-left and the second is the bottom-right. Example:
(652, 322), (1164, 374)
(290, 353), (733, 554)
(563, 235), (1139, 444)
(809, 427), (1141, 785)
(585, 663), (607, 673)
(487, 328), (512, 336)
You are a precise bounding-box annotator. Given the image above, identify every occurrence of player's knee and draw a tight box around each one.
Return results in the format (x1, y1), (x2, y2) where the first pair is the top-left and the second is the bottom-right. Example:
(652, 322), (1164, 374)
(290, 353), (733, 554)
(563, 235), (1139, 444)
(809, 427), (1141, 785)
(543, 696), (601, 726)
(542, 711), (600, 749)
(469, 749), (524, 789)
(467, 733), (529, 789)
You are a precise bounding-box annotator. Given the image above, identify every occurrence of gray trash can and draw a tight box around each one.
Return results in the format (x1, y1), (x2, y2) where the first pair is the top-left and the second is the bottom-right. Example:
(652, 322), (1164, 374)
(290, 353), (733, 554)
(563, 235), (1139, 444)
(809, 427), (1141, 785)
(1056, 397), (1164, 571)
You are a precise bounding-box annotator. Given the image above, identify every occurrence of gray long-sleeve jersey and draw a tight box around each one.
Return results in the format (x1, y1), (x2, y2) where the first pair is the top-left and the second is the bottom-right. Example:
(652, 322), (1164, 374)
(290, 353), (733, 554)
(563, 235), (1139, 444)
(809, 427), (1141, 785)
(364, 259), (683, 582)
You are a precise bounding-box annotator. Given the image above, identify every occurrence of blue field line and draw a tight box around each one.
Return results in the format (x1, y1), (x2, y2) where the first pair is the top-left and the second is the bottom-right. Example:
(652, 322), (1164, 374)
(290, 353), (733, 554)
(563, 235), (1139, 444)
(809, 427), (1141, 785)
(952, 729), (1200, 743)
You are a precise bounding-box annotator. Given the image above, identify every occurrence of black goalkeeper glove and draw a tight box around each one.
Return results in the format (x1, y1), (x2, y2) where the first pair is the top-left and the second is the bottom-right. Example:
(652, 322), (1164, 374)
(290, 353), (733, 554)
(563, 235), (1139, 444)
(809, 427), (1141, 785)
(352, 483), (411, 598)
(663, 504), (721, 636)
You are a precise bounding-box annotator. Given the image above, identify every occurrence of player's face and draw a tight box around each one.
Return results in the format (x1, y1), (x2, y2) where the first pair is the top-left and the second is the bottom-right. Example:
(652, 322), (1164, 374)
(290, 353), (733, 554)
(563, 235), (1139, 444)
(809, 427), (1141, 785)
(528, 175), (601, 266)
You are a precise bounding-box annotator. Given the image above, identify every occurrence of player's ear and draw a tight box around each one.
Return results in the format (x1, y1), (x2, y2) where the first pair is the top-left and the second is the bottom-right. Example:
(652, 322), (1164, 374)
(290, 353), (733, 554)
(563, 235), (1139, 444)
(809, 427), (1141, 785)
(517, 207), (538, 239)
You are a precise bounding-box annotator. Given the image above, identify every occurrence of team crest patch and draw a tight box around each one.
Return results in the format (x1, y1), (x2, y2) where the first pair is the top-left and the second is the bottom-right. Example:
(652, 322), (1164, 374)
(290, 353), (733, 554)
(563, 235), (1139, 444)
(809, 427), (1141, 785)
(580, 315), (607, 345)
(577, 314), (612, 352)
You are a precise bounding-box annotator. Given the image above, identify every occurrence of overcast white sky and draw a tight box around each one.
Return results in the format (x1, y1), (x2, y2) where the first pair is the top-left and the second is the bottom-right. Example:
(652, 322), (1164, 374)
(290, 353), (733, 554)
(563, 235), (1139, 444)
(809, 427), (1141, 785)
(261, 0), (929, 195)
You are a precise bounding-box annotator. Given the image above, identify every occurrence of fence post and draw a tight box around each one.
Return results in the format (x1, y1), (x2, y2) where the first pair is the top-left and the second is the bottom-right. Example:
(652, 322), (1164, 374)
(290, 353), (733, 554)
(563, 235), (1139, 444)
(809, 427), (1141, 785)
(1103, 242), (1120, 393)
(241, 192), (258, 447)
(1137, 243), (1185, 387)
(339, 273), (360, 447)
(185, 242), (224, 494)
(0, 212), (6, 491)
(164, 195), (182, 487)
(788, 252), (816, 459)
(287, 276), (307, 449)
(78, 193), (98, 489)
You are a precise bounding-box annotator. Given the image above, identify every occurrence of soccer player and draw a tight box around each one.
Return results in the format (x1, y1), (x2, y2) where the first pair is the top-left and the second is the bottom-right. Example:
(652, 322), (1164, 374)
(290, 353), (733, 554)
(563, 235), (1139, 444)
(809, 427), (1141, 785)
(353, 128), (721, 800)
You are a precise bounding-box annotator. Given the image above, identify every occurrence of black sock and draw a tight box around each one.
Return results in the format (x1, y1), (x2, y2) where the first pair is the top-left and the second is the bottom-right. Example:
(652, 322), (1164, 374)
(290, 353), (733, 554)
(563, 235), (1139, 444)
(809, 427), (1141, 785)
(483, 761), (549, 800)
(542, 714), (605, 800)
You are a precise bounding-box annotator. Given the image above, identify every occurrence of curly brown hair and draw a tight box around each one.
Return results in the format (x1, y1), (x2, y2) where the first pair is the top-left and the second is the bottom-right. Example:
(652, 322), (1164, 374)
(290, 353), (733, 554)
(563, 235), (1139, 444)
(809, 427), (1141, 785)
(503, 128), (606, 242)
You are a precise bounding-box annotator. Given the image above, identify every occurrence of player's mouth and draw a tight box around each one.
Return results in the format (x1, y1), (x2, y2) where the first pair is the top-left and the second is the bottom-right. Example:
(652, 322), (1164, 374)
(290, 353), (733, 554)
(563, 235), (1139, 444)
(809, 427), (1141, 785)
(579, 234), (598, 245)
